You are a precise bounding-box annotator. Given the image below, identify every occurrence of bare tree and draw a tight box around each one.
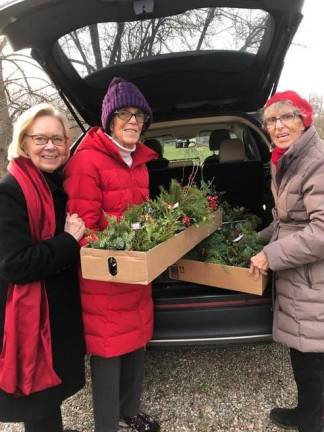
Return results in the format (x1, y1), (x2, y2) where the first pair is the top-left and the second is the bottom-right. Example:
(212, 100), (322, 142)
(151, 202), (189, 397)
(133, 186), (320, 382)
(0, 37), (71, 174)
(0, 37), (11, 173)
(109, 22), (125, 65)
(89, 24), (103, 70)
(310, 93), (324, 138)
(68, 30), (96, 75)
(196, 8), (216, 50)
(59, 6), (269, 77)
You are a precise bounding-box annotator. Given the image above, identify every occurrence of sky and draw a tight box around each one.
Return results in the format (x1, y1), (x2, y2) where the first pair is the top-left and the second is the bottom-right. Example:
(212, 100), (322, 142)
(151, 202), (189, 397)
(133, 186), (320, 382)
(278, 0), (324, 98)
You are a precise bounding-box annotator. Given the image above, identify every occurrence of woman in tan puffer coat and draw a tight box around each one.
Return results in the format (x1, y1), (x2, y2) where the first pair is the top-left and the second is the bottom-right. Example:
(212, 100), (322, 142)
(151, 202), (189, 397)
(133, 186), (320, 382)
(250, 90), (324, 432)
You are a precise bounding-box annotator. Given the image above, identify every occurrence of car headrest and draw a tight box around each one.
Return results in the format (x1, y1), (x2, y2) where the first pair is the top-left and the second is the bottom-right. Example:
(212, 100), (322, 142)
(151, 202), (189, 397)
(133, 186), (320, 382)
(219, 138), (245, 162)
(143, 138), (163, 158)
(209, 129), (230, 151)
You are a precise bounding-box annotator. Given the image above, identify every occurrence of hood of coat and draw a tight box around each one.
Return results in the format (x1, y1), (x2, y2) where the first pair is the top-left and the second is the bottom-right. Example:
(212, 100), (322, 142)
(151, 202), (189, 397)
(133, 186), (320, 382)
(76, 127), (157, 167)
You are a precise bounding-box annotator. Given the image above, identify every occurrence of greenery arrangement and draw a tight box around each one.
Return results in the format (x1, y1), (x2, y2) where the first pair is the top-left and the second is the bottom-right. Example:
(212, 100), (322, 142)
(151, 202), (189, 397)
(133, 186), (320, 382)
(187, 204), (267, 268)
(220, 201), (260, 227)
(85, 179), (219, 252)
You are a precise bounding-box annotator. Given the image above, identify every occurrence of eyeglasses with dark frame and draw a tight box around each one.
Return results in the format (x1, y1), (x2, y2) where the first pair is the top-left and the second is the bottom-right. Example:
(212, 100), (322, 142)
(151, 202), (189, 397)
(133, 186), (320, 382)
(263, 111), (301, 129)
(113, 110), (149, 124)
(25, 134), (67, 146)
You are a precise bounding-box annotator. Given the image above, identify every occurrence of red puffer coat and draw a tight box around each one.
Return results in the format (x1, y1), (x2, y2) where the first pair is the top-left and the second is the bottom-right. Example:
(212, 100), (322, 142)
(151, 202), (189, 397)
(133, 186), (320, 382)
(64, 127), (157, 357)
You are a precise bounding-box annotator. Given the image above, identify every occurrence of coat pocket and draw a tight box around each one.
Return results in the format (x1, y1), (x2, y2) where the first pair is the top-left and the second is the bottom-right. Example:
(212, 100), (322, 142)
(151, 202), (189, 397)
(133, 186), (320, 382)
(304, 264), (311, 287)
(306, 260), (324, 289)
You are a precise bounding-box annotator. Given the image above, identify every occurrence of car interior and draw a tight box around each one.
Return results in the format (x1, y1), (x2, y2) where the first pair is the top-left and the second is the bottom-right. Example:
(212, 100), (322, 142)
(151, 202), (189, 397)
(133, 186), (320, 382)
(143, 115), (273, 224)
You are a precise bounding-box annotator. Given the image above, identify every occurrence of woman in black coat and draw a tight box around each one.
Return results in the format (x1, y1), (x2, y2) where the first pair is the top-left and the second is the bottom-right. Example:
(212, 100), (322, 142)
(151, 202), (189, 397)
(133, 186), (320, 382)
(0, 104), (85, 432)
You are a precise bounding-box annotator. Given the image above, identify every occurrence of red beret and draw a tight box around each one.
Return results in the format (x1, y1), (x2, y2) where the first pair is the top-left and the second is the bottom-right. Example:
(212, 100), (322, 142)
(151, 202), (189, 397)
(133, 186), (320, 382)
(265, 90), (313, 127)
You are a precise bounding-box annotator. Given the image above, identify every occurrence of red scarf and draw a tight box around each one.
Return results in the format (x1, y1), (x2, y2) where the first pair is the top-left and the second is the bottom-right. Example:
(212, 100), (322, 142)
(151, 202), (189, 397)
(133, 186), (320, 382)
(271, 146), (289, 171)
(0, 157), (61, 396)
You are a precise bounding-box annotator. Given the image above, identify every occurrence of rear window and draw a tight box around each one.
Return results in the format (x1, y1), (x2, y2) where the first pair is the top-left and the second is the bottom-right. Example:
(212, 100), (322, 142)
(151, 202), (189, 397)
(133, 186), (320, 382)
(149, 129), (240, 164)
(58, 7), (269, 78)
(158, 135), (205, 164)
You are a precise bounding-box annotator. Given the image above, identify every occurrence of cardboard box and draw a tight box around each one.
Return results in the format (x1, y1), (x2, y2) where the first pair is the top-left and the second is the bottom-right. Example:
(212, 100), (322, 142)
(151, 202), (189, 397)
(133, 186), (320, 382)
(80, 210), (222, 285)
(169, 259), (268, 295)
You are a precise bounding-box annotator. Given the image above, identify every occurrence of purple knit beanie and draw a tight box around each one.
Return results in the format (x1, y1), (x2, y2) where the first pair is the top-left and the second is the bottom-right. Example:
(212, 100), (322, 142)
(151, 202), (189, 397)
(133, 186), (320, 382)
(101, 77), (153, 132)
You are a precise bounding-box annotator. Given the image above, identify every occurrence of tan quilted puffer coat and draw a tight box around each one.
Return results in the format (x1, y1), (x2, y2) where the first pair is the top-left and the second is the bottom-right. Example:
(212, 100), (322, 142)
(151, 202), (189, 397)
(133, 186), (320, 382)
(260, 126), (324, 352)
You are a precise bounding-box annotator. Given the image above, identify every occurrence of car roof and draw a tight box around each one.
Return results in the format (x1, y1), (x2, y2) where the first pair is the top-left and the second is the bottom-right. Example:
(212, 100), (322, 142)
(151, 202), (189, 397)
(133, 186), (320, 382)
(0, 0), (305, 125)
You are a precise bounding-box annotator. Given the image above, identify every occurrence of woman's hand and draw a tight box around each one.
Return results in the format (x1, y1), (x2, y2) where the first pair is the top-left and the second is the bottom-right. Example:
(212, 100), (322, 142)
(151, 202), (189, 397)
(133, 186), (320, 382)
(249, 250), (269, 280)
(64, 213), (86, 242)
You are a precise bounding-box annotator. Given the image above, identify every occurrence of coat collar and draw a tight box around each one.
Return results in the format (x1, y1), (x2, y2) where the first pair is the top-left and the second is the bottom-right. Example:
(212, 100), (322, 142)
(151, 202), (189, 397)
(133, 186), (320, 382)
(275, 126), (319, 189)
(76, 127), (157, 168)
(278, 126), (319, 170)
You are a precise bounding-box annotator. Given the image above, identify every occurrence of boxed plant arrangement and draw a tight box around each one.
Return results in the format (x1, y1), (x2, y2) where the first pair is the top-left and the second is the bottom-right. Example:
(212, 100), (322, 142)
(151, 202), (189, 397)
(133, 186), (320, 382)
(169, 203), (269, 295)
(80, 180), (222, 284)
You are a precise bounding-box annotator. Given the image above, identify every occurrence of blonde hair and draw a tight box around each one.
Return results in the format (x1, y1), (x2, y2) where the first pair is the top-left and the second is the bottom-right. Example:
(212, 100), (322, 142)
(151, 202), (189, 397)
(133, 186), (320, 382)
(7, 103), (71, 161)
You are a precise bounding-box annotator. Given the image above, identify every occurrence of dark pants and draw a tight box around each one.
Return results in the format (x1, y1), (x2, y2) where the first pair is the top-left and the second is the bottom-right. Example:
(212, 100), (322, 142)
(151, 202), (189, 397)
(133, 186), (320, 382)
(90, 348), (145, 432)
(24, 406), (63, 432)
(290, 348), (324, 432)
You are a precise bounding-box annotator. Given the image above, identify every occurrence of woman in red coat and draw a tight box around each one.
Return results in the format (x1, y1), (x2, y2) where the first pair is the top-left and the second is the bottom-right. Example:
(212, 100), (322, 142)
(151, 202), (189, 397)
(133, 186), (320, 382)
(64, 77), (159, 432)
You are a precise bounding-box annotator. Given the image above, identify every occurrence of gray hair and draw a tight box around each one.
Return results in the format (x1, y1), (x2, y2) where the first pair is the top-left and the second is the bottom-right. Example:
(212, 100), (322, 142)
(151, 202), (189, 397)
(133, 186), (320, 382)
(262, 100), (302, 121)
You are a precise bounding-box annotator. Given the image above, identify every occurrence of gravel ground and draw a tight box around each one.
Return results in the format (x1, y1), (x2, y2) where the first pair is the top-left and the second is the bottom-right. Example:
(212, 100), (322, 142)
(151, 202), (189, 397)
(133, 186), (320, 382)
(0, 343), (297, 432)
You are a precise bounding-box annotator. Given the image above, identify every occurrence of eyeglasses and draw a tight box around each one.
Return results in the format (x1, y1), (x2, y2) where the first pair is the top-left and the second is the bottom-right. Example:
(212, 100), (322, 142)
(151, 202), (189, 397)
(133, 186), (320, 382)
(25, 134), (67, 146)
(263, 111), (301, 129)
(113, 110), (149, 124)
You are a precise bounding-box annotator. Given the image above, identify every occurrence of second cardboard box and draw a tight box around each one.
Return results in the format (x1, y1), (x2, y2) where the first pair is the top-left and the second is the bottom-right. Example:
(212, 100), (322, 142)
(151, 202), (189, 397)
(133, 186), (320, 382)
(169, 258), (268, 295)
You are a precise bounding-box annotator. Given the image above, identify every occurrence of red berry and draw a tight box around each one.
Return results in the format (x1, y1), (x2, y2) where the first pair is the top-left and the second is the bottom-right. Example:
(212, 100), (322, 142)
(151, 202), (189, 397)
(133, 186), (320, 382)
(182, 215), (191, 226)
